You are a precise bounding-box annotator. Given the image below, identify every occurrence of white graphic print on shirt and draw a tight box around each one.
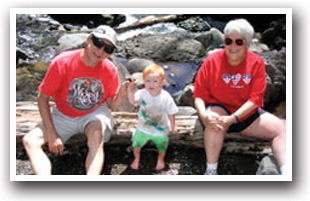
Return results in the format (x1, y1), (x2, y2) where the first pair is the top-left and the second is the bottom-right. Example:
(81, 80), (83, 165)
(66, 77), (104, 111)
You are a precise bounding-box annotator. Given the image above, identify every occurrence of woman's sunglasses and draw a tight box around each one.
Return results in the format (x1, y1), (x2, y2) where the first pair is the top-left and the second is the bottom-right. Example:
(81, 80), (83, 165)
(224, 38), (245, 46)
(91, 35), (115, 54)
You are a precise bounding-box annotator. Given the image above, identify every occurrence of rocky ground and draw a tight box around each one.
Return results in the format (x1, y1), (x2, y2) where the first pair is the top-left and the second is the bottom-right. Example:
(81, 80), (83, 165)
(16, 144), (263, 175)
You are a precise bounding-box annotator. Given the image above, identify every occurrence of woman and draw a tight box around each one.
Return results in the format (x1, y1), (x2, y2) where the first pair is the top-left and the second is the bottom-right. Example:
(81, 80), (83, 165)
(193, 19), (286, 175)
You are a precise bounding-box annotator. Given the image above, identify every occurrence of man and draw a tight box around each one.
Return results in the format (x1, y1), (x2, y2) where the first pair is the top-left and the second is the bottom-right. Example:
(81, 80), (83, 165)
(22, 25), (129, 175)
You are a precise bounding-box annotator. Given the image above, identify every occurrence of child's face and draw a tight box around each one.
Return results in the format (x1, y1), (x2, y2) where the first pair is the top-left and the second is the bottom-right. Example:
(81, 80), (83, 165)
(143, 72), (164, 96)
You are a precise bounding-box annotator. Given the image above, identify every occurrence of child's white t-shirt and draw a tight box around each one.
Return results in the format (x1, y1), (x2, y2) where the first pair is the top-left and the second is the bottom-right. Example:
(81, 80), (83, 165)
(135, 88), (178, 136)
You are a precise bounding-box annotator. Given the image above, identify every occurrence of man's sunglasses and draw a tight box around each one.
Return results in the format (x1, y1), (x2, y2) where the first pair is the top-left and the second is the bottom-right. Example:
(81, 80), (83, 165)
(224, 38), (245, 46)
(91, 35), (115, 54)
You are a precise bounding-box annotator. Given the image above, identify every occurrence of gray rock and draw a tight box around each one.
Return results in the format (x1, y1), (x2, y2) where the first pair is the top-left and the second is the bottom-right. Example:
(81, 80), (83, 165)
(56, 33), (88, 54)
(16, 47), (34, 64)
(194, 28), (224, 51)
(177, 16), (211, 32)
(109, 55), (135, 112)
(176, 84), (194, 107)
(256, 156), (280, 175)
(250, 38), (270, 53)
(118, 33), (205, 62)
(261, 48), (286, 105)
(126, 58), (154, 74)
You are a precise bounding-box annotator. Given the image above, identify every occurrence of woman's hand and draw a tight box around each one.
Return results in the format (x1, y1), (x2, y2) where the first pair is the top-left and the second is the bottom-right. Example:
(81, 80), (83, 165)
(202, 111), (224, 133)
(218, 115), (236, 131)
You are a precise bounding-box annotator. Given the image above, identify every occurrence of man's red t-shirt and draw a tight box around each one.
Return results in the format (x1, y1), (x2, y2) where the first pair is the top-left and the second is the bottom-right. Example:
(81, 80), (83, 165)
(39, 49), (119, 117)
(193, 49), (266, 121)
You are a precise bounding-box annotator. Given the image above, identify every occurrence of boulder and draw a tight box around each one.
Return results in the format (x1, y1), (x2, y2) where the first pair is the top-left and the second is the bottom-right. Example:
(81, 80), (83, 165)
(55, 33), (88, 54)
(118, 33), (205, 62)
(126, 58), (154, 74)
(177, 16), (211, 32)
(16, 47), (34, 64)
(256, 156), (280, 175)
(194, 27), (224, 51)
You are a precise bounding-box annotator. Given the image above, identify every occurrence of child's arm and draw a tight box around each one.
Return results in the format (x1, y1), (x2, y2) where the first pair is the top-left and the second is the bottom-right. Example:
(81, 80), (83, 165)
(127, 78), (139, 106)
(168, 114), (177, 134)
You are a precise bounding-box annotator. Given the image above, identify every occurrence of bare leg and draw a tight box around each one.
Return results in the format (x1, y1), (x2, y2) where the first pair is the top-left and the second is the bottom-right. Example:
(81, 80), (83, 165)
(84, 121), (105, 175)
(241, 112), (286, 167)
(204, 106), (228, 164)
(155, 150), (166, 170)
(22, 127), (52, 175)
(204, 127), (225, 164)
(131, 147), (141, 170)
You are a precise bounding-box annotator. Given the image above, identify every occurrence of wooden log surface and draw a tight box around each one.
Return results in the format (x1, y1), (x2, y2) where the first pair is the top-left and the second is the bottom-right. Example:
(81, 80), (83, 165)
(15, 101), (272, 155)
(61, 15), (184, 35)
(114, 14), (183, 33)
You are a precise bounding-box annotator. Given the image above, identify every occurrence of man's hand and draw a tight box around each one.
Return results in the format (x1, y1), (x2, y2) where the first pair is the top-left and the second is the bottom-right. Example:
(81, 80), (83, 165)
(47, 132), (65, 155)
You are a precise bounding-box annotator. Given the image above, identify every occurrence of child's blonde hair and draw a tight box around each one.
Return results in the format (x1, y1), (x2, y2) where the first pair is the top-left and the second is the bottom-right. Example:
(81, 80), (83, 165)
(142, 64), (165, 81)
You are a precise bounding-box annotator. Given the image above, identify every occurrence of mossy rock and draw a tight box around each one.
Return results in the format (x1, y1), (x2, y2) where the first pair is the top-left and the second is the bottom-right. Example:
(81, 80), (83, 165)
(32, 61), (50, 73)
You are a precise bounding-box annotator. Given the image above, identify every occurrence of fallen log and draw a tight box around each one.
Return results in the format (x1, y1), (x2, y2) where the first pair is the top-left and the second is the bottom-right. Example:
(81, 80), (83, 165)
(15, 101), (272, 155)
(114, 14), (184, 33)
(59, 15), (184, 35)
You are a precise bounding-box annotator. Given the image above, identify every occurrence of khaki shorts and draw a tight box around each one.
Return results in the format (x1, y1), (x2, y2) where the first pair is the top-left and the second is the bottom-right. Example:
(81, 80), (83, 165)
(38, 103), (113, 143)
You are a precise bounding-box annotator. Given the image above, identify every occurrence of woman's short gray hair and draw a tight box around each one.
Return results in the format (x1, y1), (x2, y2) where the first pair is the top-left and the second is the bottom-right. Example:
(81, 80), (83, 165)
(224, 18), (254, 43)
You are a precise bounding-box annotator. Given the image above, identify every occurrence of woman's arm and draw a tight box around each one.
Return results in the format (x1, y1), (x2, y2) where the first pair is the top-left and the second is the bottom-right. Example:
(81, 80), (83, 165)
(194, 97), (207, 125)
(219, 101), (258, 130)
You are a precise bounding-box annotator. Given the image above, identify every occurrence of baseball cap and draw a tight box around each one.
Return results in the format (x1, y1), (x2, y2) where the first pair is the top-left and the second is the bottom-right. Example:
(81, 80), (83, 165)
(91, 25), (119, 49)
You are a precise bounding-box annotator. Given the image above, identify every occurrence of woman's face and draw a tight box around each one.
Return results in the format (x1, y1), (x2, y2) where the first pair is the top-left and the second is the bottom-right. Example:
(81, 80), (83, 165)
(224, 32), (249, 66)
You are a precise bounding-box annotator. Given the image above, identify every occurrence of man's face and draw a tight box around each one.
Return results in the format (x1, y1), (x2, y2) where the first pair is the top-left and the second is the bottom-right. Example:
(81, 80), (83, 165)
(84, 36), (114, 65)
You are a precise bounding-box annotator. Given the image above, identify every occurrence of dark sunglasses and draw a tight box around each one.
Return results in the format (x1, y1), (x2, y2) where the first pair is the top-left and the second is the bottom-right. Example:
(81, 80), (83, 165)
(224, 38), (245, 46)
(91, 35), (115, 54)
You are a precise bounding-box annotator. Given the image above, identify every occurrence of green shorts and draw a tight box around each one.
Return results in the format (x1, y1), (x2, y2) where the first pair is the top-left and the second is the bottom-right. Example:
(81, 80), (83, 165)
(131, 129), (169, 152)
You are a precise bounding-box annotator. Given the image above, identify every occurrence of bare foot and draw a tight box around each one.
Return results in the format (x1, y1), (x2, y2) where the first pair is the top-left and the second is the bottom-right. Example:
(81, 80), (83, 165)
(130, 160), (139, 170)
(155, 161), (165, 170)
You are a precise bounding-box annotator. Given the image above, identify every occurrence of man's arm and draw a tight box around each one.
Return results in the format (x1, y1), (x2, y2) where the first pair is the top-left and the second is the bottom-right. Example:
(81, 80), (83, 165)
(106, 81), (130, 112)
(38, 92), (64, 155)
(127, 78), (139, 106)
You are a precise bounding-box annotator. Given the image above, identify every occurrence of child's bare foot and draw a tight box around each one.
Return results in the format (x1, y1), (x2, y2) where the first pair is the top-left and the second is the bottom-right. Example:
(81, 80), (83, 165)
(130, 160), (139, 170)
(155, 160), (165, 170)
